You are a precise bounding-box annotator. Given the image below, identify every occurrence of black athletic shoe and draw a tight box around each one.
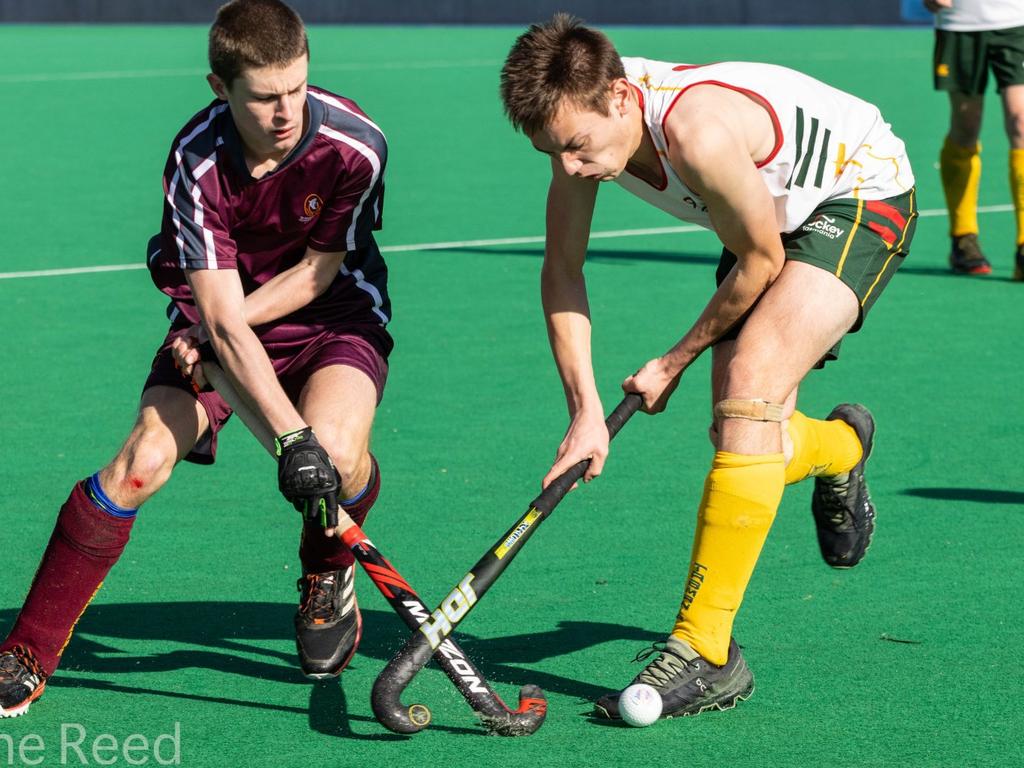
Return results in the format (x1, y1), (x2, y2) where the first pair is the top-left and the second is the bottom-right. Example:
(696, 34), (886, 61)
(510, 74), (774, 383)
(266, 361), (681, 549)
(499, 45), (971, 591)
(1013, 244), (1024, 282)
(0, 647), (46, 718)
(949, 234), (992, 275)
(294, 566), (361, 679)
(812, 403), (876, 569)
(593, 636), (754, 720)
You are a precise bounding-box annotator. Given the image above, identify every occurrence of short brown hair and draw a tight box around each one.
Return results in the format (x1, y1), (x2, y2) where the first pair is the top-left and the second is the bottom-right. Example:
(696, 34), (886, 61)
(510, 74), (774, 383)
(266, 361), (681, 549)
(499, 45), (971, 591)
(209, 0), (309, 87)
(500, 14), (626, 135)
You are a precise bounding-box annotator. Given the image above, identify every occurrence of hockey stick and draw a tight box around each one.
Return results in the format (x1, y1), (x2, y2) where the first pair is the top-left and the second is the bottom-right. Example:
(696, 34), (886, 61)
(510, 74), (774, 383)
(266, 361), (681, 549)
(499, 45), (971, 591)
(202, 362), (547, 735)
(371, 393), (642, 734)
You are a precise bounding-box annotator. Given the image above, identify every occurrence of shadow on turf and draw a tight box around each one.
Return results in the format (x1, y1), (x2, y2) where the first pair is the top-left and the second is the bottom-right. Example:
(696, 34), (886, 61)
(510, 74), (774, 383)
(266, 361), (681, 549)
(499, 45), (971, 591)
(0, 603), (660, 731)
(901, 487), (1024, 505)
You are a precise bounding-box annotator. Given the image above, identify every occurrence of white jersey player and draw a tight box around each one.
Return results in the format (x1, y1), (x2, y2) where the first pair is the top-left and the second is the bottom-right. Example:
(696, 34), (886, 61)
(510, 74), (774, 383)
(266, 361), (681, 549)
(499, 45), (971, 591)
(616, 57), (914, 233)
(500, 15), (919, 723)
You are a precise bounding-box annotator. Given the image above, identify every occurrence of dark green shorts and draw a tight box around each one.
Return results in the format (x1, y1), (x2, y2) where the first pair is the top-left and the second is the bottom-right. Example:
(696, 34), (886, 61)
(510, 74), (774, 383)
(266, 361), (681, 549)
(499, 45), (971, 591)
(934, 26), (1024, 94)
(715, 187), (918, 364)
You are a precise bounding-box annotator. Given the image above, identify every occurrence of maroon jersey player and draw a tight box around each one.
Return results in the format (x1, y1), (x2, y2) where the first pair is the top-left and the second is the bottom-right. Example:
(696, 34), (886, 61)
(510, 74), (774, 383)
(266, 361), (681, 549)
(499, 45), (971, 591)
(0, 0), (390, 717)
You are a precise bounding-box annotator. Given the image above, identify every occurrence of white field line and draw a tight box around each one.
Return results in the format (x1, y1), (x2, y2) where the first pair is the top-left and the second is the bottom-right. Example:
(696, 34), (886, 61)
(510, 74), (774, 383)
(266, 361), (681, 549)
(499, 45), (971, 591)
(0, 204), (1011, 280)
(0, 59), (502, 84)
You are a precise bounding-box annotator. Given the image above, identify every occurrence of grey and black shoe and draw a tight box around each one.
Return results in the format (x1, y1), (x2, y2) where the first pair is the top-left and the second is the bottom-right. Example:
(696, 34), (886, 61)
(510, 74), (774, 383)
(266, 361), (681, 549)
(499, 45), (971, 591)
(295, 566), (361, 679)
(0, 646), (46, 718)
(812, 403), (876, 569)
(594, 636), (754, 720)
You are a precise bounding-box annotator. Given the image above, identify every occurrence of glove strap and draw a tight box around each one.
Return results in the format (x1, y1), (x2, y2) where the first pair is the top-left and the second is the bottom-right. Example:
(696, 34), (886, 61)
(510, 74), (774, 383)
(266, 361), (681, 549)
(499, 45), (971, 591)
(275, 426), (314, 456)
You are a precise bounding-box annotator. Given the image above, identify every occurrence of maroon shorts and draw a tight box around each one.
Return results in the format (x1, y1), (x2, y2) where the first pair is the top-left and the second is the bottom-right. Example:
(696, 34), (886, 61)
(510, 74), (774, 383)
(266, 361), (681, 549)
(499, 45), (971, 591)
(143, 324), (392, 465)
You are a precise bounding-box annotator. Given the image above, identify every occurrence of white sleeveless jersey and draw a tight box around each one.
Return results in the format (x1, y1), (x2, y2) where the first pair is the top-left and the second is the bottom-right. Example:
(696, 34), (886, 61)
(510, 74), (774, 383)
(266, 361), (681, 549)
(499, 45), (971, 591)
(614, 58), (915, 234)
(936, 0), (1024, 31)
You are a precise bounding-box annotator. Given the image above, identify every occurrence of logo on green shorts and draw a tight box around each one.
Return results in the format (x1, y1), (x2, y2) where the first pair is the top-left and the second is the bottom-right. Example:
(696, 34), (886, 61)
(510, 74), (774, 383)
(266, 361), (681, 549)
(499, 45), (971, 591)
(803, 214), (846, 240)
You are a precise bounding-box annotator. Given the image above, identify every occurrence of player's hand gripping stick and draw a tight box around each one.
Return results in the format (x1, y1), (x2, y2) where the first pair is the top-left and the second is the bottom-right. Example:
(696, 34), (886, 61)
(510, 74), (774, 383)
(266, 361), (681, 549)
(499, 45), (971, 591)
(371, 393), (642, 735)
(275, 426), (340, 528)
(203, 363), (545, 735)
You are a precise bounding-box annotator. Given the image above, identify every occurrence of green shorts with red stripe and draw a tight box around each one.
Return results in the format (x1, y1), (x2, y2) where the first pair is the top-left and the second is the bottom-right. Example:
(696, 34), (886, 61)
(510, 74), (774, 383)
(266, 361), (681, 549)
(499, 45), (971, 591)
(716, 187), (918, 363)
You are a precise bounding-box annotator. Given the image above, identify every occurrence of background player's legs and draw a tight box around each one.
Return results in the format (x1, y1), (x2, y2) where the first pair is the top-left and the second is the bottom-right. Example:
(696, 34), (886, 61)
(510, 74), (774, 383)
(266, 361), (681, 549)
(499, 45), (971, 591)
(943, 93), (990, 272)
(672, 262), (859, 664)
(948, 91), (985, 148)
(1002, 85), (1024, 277)
(1, 386), (207, 678)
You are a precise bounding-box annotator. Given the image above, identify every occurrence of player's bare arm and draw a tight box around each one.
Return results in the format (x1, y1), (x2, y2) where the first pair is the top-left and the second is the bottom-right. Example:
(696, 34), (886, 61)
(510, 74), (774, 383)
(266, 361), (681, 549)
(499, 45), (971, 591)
(537, 155), (610, 487)
(186, 267), (307, 437)
(172, 247), (347, 378)
(623, 87), (785, 413)
(243, 246), (347, 325)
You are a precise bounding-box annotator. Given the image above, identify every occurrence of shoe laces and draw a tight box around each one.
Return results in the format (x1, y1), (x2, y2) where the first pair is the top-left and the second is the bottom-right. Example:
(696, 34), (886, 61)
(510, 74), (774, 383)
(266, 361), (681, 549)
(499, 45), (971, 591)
(818, 472), (852, 526)
(633, 642), (692, 688)
(298, 573), (339, 622)
(0, 646), (44, 682)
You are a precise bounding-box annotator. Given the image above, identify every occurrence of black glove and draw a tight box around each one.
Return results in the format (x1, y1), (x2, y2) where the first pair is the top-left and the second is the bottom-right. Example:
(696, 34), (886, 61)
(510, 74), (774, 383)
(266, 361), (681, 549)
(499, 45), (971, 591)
(275, 427), (339, 528)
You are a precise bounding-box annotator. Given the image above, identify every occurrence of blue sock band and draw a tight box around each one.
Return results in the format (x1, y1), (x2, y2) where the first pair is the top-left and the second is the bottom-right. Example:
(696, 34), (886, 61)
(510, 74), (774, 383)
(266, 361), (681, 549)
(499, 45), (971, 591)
(341, 483), (369, 506)
(340, 462), (377, 506)
(85, 473), (138, 519)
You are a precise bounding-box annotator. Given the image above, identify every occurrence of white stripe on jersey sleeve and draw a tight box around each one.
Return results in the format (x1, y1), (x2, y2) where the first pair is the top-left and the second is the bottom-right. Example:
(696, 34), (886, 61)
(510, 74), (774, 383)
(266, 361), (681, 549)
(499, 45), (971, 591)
(317, 124), (383, 252)
(340, 264), (389, 325)
(308, 89), (387, 140)
(166, 105), (228, 270)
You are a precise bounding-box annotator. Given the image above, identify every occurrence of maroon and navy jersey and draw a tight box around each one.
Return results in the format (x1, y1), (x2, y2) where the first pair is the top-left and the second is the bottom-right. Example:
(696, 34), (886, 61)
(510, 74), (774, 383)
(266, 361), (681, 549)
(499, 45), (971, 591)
(148, 86), (390, 333)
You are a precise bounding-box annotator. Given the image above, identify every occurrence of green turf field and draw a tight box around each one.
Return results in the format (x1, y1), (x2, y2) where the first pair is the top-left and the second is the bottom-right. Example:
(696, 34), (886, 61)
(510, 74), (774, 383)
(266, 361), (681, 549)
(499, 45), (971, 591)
(1, 23), (1022, 768)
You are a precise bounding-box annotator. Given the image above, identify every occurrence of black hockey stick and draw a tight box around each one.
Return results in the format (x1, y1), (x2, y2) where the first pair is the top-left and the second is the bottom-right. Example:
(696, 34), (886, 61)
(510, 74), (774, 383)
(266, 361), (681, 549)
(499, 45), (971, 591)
(203, 362), (547, 735)
(371, 393), (642, 734)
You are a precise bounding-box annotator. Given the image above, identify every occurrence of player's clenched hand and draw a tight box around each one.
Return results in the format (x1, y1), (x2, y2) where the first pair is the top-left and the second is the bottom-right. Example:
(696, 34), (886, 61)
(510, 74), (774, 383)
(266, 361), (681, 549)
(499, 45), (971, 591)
(276, 427), (340, 528)
(542, 407), (610, 490)
(923, 0), (951, 12)
(622, 357), (681, 414)
(170, 324), (208, 390)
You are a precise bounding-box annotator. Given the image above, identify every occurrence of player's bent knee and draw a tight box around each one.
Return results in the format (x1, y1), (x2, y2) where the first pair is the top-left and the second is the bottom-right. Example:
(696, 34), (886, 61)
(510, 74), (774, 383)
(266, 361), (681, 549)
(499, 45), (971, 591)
(319, 435), (370, 492)
(109, 428), (180, 499)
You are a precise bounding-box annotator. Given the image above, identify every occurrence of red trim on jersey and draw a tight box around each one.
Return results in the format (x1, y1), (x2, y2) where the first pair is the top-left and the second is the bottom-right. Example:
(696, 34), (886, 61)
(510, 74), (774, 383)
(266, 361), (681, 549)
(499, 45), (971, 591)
(867, 221), (897, 247)
(866, 200), (907, 230)
(662, 80), (784, 169)
(631, 82), (646, 113)
(671, 64), (709, 72)
(626, 84), (668, 191)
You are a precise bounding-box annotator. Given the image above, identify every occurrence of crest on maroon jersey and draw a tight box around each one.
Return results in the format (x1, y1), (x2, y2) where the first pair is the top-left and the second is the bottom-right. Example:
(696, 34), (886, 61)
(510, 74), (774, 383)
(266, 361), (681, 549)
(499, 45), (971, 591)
(302, 193), (324, 220)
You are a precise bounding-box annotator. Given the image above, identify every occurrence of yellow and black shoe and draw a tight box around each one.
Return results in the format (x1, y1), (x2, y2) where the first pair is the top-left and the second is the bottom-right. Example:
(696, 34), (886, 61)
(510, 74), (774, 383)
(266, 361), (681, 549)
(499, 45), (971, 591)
(294, 567), (361, 679)
(949, 234), (992, 275)
(593, 637), (754, 720)
(1013, 244), (1024, 282)
(0, 646), (46, 718)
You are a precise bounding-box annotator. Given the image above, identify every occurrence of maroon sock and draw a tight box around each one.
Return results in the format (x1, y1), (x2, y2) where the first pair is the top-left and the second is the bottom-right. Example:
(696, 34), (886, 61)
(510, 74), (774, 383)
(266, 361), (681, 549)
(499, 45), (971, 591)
(299, 455), (380, 573)
(1, 482), (134, 676)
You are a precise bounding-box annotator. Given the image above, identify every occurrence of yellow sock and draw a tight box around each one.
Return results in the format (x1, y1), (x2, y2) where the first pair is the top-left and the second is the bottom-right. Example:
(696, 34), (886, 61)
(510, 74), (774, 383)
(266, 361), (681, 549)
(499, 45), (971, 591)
(1010, 149), (1024, 245)
(671, 452), (784, 665)
(784, 410), (863, 485)
(940, 137), (981, 236)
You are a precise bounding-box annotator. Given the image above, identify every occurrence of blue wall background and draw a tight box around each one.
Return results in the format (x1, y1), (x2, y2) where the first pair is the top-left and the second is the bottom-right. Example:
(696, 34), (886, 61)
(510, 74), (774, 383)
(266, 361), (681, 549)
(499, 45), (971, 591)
(1, 0), (934, 24)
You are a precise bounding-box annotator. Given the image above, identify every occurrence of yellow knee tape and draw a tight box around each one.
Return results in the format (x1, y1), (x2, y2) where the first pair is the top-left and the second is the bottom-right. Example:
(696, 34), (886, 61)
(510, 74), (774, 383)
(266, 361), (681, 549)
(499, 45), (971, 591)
(714, 399), (785, 422)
